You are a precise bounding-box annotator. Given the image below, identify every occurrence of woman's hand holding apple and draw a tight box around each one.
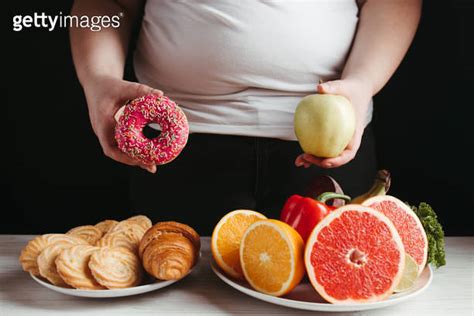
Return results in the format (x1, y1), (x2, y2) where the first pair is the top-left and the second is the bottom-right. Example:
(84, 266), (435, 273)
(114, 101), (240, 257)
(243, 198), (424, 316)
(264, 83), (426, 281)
(295, 78), (372, 169)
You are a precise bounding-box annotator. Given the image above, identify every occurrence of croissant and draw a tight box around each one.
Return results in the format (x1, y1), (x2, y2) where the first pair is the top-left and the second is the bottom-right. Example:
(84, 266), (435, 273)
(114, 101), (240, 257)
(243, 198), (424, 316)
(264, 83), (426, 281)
(140, 221), (200, 280)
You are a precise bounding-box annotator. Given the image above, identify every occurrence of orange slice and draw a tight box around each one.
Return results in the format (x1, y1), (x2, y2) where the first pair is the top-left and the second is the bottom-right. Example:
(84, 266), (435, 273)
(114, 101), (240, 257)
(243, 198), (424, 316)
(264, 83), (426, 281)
(211, 210), (267, 279)
(240, 219), (305, 296)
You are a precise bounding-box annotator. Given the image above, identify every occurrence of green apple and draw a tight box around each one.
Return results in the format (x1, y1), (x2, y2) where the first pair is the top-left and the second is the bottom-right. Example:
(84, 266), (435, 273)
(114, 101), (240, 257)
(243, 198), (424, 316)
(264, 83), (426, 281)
(294, 94), (356, 158)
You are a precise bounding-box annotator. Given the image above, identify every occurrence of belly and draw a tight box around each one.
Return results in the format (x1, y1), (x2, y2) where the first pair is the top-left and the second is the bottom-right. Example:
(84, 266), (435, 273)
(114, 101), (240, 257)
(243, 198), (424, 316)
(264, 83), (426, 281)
(135, 0), (359, 95)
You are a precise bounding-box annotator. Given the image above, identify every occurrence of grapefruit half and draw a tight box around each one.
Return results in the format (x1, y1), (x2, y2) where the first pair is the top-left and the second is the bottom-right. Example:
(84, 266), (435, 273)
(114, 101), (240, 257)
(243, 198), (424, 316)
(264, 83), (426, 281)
(362, 195), (428, 275)
(305, 205), (405, 304)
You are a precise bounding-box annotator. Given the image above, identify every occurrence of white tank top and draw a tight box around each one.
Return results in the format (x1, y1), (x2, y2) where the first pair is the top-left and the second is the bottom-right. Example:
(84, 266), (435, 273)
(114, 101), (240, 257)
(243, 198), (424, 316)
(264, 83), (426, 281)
(134, 0), (372, 140)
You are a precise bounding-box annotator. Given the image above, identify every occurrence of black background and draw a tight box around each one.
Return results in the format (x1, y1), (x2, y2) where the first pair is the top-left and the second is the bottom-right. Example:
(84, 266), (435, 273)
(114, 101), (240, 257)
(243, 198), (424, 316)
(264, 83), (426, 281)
(6, 1), (474, 236)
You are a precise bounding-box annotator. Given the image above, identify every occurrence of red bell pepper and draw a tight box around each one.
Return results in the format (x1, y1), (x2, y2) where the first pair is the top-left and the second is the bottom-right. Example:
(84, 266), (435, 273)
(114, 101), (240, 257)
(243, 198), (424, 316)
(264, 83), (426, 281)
(280, 192), (351, 242)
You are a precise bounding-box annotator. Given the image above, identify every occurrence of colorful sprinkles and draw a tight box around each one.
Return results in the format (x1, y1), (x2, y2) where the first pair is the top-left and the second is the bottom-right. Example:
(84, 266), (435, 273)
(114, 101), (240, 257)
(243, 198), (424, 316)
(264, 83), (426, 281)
(114, 94), (189, 165)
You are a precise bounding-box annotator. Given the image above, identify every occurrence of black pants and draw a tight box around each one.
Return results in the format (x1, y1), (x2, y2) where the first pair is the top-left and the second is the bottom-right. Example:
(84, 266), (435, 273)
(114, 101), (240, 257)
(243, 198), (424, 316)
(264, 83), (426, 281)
(130, 124), (377, 235)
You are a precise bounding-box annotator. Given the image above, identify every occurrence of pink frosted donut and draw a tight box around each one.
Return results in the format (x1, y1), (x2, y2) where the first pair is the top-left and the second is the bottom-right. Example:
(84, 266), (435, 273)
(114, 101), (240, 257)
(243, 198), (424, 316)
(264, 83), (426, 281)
(114, 94), (189, 165)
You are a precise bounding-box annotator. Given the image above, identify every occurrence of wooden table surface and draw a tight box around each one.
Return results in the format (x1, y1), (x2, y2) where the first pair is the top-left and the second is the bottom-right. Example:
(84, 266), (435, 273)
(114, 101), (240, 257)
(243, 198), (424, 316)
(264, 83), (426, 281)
(0, 235), (472, 316)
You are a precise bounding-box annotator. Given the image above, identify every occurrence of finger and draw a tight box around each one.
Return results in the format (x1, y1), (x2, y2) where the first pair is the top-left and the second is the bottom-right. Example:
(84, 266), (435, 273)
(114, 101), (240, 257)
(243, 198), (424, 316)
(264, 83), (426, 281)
(319, 150), (356, 169)
(152, 89), (164, 97)
(295, 155), (313, 168)
(296, 154), (322, 168)
(101, 125), (159, 173)
(123, 82), (163, 101)
(103, 145), (140, 166)
(141, 164), (157, 174)
(97, 123), (141, 166)
(301, 153), (325, 166)
(297, 154), (327, 168)
(301, 157), (325, 168)
(103, 141), (157, 172)
(295, 155), (306, 167)
(105, 107), (159, 173)
(114, 105), (126, 122)
(317, 80), (343, 95)
(112, 83), (163, 120)
(317, 128), (362, 168)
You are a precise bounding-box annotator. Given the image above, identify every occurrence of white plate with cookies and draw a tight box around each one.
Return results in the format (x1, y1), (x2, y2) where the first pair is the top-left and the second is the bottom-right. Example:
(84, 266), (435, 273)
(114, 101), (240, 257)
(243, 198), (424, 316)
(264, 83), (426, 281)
(20, 216), (201, 298)
(30, 273), (179, 298)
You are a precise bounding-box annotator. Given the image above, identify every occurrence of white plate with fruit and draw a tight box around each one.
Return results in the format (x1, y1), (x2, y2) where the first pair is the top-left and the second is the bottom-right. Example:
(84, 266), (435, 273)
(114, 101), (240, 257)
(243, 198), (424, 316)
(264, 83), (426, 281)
(211, 261), (432, 312)
(210, 172), (444, 312)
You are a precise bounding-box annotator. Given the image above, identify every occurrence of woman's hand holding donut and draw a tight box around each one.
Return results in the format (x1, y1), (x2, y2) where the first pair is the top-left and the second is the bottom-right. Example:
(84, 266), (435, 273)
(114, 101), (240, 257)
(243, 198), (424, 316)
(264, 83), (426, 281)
(295, 78), (371, 169)
(82, 75), (163, 173)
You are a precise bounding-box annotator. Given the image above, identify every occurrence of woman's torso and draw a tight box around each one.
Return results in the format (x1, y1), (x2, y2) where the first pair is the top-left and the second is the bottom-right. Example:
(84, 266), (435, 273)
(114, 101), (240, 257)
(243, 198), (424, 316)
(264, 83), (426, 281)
(134, 0), (364, 140)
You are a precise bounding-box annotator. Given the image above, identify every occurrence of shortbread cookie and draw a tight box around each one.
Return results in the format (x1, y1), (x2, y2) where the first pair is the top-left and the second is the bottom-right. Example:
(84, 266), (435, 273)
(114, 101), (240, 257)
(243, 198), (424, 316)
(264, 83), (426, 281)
(94, 220), (118, 235)
(97, 230), (141, 254)
(105, 221), (147, 252)
(124, 215), (152, 231)
(109, 220), (147, 238)
(38, 242), (80, 286)
(67, 225), (103, 245)
(19, 234), (87, 276)
(55, 245), (105, 290)
(89, 247), (142, 289)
